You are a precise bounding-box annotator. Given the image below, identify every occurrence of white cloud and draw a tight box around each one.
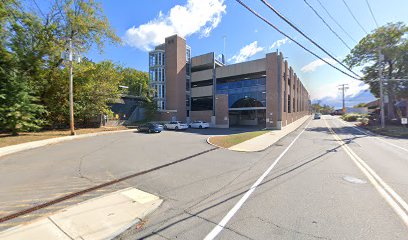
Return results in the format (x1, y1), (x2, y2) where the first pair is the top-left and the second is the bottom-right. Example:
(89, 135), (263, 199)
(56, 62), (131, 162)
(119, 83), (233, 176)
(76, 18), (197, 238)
(124, 0), (226, 51)
(228, 41), (264, 63)
(269, 37), (290, 50)
(310, 78), (370, 101)
(301, 57), (337, 73)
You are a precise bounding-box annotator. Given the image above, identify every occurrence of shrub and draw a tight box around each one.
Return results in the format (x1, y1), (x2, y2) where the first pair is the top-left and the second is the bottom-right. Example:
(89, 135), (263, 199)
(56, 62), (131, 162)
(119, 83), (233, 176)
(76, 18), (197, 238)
(341, 113), (368, 122)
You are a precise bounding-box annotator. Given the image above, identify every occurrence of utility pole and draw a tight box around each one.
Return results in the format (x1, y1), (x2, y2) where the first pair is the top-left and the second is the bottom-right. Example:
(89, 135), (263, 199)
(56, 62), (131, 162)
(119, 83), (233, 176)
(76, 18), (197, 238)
(378, 48), (385, 128)
(338, 84), (349, 114)
(69, 38), (75, 135)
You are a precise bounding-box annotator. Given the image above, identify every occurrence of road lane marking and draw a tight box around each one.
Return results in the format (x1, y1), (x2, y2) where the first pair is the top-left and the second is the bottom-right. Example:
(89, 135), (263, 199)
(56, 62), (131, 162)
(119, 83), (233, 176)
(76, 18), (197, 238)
(333, 117), (408, 153)
(203, 119), (312, 240)
(324, 119), (408, 227)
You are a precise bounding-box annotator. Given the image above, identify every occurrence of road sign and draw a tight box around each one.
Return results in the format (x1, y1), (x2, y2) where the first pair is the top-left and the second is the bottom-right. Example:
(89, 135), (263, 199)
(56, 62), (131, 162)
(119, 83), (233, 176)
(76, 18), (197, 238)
(402, 118), (408, 125)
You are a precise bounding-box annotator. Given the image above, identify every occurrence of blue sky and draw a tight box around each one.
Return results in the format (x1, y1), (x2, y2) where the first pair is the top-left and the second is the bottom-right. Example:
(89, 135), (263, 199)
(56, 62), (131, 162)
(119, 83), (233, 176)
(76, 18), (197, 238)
(67, 0), (408, 108)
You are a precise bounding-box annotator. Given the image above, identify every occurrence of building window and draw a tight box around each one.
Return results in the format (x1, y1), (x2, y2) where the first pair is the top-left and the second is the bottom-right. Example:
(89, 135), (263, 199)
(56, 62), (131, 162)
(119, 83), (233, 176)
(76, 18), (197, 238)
(186, 48), (191, 63)
(191, 80), (213, 88)
(162, 68), (165, 81)
(191, 96), (213, 111)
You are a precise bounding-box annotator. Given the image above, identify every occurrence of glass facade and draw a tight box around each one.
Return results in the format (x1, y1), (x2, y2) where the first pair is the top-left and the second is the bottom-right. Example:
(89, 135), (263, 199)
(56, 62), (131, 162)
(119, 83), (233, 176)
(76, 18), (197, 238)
(216, 77), (266, 108)
(149, 50), (165, 110)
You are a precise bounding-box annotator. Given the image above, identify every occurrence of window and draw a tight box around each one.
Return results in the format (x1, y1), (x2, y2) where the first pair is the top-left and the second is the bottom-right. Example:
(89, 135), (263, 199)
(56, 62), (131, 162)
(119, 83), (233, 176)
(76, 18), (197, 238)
(162, 68), (165, 81)
(149, 70), (155, 81)
(155, 69), (159, 82)
(191, 80), (213, 88)
(191, 96), (213, 111)
(186, 48), (191, 63)
(161, 85), (165, 98)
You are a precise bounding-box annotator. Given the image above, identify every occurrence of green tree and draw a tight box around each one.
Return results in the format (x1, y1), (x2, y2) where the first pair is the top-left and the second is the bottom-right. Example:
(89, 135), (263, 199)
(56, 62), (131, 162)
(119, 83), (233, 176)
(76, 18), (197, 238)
(0, 69), (46, 135)
(121, 67), (149, 96)
(74, 60), (123, 125)
(0, 0), (46, 134)
(344, 22), (408, 119)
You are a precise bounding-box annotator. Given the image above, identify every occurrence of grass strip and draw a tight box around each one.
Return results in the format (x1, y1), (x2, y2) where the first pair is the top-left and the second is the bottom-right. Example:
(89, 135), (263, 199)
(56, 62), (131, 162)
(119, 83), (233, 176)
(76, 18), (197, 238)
(0, 126), (129, 148)
(209, 130), (270, 148)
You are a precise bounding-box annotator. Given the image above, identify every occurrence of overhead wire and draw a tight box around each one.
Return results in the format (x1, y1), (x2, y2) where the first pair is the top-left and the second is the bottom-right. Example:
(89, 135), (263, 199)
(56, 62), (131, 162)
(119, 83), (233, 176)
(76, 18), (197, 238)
(365, 0), (379, 28)
(235, 0), (361, 80)
(341, 0), (369, 34)
(315, 0), (357, 43)
(259, 0), (361, 78)
(303, 0), (352, 50)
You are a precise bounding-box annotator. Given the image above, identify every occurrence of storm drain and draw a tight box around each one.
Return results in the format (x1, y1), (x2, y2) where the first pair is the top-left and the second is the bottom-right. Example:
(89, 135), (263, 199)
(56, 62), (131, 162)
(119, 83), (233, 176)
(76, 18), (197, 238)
(342, 175), (367, 184)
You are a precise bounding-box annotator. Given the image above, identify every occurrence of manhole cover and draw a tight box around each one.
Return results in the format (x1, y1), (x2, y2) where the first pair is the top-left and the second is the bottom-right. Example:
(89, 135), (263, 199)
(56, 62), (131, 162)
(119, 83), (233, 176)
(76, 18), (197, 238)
(343, 175), (367, 184)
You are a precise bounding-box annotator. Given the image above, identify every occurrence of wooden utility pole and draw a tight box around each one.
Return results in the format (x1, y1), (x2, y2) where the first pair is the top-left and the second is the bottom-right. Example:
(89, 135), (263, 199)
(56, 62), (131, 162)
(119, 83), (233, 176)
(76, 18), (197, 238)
(69, 38), (75, 135)
(338, 84), (349, 114)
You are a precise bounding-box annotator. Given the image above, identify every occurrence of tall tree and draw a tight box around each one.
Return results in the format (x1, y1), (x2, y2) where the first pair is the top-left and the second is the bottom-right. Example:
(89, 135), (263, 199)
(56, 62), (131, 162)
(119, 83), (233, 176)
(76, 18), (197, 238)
(344, 22), (408, 119)
(0, 0), (46, 134)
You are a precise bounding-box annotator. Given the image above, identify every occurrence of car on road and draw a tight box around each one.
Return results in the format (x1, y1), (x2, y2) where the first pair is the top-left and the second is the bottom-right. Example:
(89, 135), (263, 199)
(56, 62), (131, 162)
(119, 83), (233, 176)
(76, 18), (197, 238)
(314, 113), (322, 119)
(137, 123), (163, 133)
(164, 121), (189, 130)
(189, 121), (210, 129)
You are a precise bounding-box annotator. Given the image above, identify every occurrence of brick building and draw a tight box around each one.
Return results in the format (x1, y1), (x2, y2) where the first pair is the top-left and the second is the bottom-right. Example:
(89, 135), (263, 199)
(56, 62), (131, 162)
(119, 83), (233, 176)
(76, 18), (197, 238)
(149, 35), (311, 129)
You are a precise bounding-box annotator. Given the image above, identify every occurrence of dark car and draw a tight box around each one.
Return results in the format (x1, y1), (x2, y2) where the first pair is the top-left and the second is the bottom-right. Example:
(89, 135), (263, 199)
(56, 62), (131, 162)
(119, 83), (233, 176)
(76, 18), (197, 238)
(137, 123), (163, 133)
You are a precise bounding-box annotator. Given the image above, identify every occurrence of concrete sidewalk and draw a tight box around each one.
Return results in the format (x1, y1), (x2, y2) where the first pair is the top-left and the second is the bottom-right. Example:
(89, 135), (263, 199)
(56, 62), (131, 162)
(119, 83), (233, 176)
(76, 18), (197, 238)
(0, 188), (162, 240)
(0, 129), (135, 159)
(229, 115), (311, 152)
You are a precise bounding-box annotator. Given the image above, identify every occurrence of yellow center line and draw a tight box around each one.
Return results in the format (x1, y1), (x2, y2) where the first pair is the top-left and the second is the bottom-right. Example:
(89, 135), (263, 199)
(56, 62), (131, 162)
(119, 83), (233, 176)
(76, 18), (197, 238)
(324, 118), (408, 228)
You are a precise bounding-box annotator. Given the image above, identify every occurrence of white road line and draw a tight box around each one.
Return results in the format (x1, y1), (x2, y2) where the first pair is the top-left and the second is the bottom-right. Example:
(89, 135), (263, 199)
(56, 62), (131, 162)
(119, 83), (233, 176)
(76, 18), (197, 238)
(324, 119), (408, 227)
(203, 120), (312, 240)
(333, 117), (408, 153)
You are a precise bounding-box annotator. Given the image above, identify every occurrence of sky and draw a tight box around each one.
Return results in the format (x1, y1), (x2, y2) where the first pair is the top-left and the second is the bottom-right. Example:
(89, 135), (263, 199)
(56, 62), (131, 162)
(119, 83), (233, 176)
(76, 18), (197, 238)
(38, 0), (408, 108)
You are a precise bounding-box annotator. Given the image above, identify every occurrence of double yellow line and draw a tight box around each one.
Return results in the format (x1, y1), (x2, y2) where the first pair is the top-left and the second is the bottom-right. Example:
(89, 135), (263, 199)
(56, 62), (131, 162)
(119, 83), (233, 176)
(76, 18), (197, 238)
(324, 118), (408, 228)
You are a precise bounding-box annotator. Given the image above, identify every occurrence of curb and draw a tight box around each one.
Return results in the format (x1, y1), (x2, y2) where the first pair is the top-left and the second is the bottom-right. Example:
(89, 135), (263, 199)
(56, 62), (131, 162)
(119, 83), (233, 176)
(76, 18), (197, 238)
(207, 116), (311, 153)
(0, 129), (136, 158)
(206, 136), (226, 150)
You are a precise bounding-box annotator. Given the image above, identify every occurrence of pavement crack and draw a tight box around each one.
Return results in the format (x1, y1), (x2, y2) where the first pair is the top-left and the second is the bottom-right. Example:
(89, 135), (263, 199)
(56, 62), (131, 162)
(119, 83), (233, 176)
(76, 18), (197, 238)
(254, 216), (331, 240)
(183, 210), (255, 240)
(76, 138), (121, 183)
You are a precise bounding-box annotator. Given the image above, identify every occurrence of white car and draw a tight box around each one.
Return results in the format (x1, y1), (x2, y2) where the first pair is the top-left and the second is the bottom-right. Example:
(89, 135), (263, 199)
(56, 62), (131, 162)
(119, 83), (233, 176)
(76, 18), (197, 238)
(164, 121), (189, 130)
(189, 121), (210, 129)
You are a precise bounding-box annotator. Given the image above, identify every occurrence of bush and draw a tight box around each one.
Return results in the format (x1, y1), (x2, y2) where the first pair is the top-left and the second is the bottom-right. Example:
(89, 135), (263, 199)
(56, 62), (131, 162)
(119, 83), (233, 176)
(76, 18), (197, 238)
(341, 113), (368, 122)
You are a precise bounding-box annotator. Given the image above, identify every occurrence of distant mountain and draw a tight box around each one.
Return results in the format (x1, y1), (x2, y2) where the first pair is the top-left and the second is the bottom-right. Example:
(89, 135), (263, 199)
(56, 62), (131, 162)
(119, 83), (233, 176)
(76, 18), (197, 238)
(314, 90), (376, 109)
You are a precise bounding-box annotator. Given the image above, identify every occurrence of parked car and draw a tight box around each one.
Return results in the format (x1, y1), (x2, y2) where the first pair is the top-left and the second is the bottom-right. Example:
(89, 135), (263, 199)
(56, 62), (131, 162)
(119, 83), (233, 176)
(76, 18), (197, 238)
(314, 113), (322, 119)
(164, 121), (188, 130)
(189, 121), (210, 129)
(138, 123), (163, 133)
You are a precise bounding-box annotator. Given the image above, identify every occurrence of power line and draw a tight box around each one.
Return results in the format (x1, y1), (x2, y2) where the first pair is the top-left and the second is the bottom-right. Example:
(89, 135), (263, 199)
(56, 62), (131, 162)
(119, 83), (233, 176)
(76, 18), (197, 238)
(303, 0), (352, 50)
(365, 0), (379, 28)
(341, 0), (369, 34)
(235, 0), (361, 80)
(259, 0), (361, 79)
(32, 0), (46, 19)
(315, 0), (357, 43)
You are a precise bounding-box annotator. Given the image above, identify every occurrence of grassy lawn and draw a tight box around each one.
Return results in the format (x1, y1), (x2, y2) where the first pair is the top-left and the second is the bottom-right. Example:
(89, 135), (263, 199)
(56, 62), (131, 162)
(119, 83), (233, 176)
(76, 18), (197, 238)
(209, 130), (270, 148)
(362, 125), (408, 139)
(0, 126), (129, 148)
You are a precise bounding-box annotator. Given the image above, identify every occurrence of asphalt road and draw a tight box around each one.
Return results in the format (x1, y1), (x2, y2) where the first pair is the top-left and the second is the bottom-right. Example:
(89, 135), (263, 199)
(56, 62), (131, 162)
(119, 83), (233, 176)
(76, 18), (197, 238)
(1, 116), (408, 239)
